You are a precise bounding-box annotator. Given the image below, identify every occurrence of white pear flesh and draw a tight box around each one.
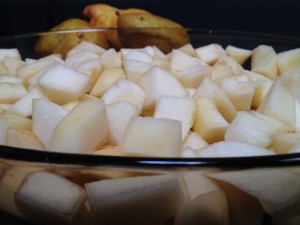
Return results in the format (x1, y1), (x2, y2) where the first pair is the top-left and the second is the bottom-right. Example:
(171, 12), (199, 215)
(105, 101), (138, 145)
(6, 128), (45, 150)
(0, 166), (42, 218)
(102, 78), (146, 115)
(37, 62), (91, 104)
(154, 95), (196, 140)
(9, 86), (48, 117)
(85, 174), (188, 225)
(195, 141), (275, 157)
(277, 47), (300, 74)
(195, 44), (226, 65)
(208, 168), (300, 217)
(193, 97), (229, 143)
(121, 116), (182, 157)
(225, 111), (278, 147)
(257, 78), (296, 127)
(15, 171), (86, 225)
(32, 98), (69, 149)
(50, 99), (109, 153)
(210, 178), (264, 225)
(0, 113), (32, 144)
(175, 190), (229, 225)
(140, 66), (189, 111)
(193, 77), (237, 122)
(0, 83), (27, 104)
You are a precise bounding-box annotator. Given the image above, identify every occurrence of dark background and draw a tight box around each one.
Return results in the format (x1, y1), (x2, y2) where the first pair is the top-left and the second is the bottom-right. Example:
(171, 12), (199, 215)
(1, 0), (300, 37)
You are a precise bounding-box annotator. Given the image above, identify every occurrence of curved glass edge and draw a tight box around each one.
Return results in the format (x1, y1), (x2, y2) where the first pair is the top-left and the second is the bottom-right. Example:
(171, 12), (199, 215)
(1, 145), (300, 168)
(0, 28), (299, 168)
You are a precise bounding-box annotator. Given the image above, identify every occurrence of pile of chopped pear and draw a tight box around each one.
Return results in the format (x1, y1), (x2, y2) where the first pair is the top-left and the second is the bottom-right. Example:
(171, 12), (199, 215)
(0, 39), (300, 225)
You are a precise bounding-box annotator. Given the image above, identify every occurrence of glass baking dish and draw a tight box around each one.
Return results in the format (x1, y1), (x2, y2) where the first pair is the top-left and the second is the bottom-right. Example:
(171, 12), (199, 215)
(0, 28), (300, 225)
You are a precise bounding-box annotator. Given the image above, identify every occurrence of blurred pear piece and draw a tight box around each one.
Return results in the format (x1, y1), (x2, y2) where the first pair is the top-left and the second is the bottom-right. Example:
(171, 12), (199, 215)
(35, 18), (109, 57)
(117, 13), (190, 53)
(83, 4), (150, 49)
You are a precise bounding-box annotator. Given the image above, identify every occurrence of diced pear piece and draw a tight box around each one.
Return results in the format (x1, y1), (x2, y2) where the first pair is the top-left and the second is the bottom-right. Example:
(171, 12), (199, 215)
(175, 190), (229, 225)
(193, 97), (229, 143)
(251, 45), (274, 68)
(102, 78), (146, 114)
(154, 95), (196, 140)
(180, 146), (198, 158)
(17, 54), (62, 84)
(182, 131), (209, 150)
(177, 43), (196, 57)
(2, 57), (25, 76)
(0, 113), (32, 144)
(32, 98), (69, 149)
(180, 170), (221, 200)
(225, 111), (278, 147)
(0, 75), (23, 83)
(122, 59), (153, 84)
(195, 141), (275, 157)
(169, 49), (201, 71)
(0, 166), (42, 218)
(122, 49), (153, 63)
(90, 67), (126, 97)
(215, 55), (244, 75)
(257, 78), (296, 127)
(277, 47), (300, 74)
(9, 86), (48, 117)
(106, 101), (138, 145)
(211, 64), (235, 83)
(193, 77), (237, 122)
(219, 76), (255, 111)
(99, 48), (122, 69)
(280, 66), (300, 97)
(244, 70), (273, 108)
(0, 48), (21, 61)
(140, 66), (189, 112)
(6, 128), (45, 150)
(174, 63), (211, 88)
(67, 41), (106, 57)
(0, 62), (9, 75)
(121, 116), (182, 157)
(0, 83), (27, 104)
(249, 110), (292, 133)
(210, 178), (264, 225)
(15, 171), (86, 225)
(38, 62), (91, 104)
(208, 168), (300, 217)
(251, 45), (277, 79)
(50, 99), (109, 153)
(225, 45), (252, 65)
(75, 58), (102, 86)
(195, 44), (226, 65)
(271, 133), (300, 154)
(289, 144), (300, 153)
(85, 174), (188, 225)
(65, 50), (100, 68)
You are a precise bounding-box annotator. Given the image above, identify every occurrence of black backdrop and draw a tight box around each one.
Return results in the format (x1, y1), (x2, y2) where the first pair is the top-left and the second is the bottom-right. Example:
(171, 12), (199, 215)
(1, 0), (300, 37)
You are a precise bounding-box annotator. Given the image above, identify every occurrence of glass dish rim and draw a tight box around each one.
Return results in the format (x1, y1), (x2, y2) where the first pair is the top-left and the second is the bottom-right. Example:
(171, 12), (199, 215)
(0, 28), (300, 169)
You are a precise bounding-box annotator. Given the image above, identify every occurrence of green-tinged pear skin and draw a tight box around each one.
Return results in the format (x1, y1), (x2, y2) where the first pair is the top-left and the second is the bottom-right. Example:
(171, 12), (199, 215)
(35, 18), (109, 57)
(117, 13), (190, 53)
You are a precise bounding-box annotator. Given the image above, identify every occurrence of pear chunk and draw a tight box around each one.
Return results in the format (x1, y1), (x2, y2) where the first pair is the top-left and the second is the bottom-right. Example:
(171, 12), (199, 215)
(15, 171), (86, 225)
(85, 174), (188, 225)
(50, 99), (109, 153)
(121, 116), (182, 157)
(208, 168), (300, 217)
